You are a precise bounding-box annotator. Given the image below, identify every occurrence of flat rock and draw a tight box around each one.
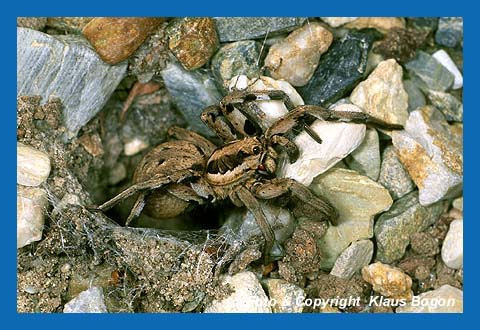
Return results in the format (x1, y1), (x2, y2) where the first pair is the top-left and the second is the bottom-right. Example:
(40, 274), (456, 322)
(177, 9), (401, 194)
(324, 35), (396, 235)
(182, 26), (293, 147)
(17, 185), (48, 249)
(392, 106), (463, 205)
(441, 219), (463, 269)
(280, 104), (366, 186)
(211, 41), (261, 88)
(265, 22), (333, 86)
(311, 168), (393, 269)
(403, 79), (426, 112)
(405, 51), (454, 92)
(426, 90), (463, 122)
(345, 128), (380, 180)
(161, 59), (222, 136)
(321, 17), (358, 27)
(374, 191), (444, 264)
(396, 285), (463, 313)
(350, 59), (408, 126)
(167, 17), (219, 70)
(432, 50), (463, 90)
(330, 239), (374, 279)
(298, 29), (380, 106)
(63, 287), (108, 313)
(17, 142), (51, 187)
(204, 271), (271, 313)
(214, 17), (306, 42)
(378, 145), (415, 200)
(435, 17), (463, 48)
(17, 27), (127, 135)
(263, 279), (305, 313)
(362, 262), (413, 300)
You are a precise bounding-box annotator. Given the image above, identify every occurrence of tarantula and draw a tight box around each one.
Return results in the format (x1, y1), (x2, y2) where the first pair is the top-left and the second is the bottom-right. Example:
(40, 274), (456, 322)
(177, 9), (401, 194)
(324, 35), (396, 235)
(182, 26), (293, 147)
(94, 88), (402, 263)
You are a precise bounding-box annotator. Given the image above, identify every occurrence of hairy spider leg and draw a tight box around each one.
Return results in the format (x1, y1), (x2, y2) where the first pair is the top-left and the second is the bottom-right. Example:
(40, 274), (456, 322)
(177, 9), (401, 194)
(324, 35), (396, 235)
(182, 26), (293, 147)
(200, 105), (238, 142)
(235, 187), (285, 264)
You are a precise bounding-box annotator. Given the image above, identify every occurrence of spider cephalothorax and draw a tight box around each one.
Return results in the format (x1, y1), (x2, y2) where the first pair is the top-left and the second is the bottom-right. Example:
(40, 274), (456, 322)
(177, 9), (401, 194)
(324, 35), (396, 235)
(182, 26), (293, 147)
(93, 87), (402, 263)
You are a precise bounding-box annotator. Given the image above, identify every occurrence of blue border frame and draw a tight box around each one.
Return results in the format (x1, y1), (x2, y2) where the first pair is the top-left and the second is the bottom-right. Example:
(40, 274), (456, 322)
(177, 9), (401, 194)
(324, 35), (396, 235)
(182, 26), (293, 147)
(7, 1), (476, 328)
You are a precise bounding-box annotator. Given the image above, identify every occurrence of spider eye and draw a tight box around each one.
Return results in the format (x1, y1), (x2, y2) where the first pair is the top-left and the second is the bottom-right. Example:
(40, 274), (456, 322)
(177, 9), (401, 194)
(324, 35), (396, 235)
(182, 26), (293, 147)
(253, 146), (261, 154)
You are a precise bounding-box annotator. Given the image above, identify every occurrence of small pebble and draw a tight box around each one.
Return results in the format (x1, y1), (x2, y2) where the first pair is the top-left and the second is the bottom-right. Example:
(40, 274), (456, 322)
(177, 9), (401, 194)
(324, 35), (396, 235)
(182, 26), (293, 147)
(350, 59), (409, 126)
(312, 168), (393, 269)
(263, 279), (305, 313)
(83, 17), (165, 65)
(345, 128), (381, 181)
(435, 17), (463, 48)
(373, 28), (428, 63)
(167, 17), (219, 70)
(330, 240), (374, 279)
(280, 104), (366, 186)
(426, 90), (463, 122)
(211, 41), (261, 88)
(321, 17), (358, 27)
(441, 219), (463, 269)
(362, 262), (413, 300)
(63, 287), (108, 313)
(265, 22), (333, 86)
(432, 50), (463, 90)
(17, 185), (48, 249)
(78, 134), (104, 157)
(410, 232), (439, 257)
(374, 191), (444, 263)
(452, 197), (463, 211)
(396, 285), (463, 313)
(299, 29), (379, 106)
(17, 17), (47, 30)
(344, 17), (405, 33)
(17, 142), (51, 186)
(214, 17), (305, 42)
(204, 271), (271, 313)
(124, 138), (149, 156)
(405, 51), (454, 92)
(378, 145), (415, 200)
(392, 106), (463, 205)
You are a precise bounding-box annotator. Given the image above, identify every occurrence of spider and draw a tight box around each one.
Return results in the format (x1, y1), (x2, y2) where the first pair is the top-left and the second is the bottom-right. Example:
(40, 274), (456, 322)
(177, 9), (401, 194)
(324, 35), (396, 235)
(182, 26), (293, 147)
(93, 88), (402, 263)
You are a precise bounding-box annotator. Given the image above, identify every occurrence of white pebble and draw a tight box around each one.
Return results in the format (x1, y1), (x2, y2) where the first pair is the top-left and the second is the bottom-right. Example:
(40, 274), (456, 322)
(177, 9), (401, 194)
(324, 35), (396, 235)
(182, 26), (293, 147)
(432, 50), (463, 90)
(17, 185), (48, 248)
(396, 285), (463, 313)
(17, 142), (51, 186)
(124, 138), (149, 156)
(63, 287), (108, 313)
(204, 271), (271, 313)
(441, 219), (463, 269)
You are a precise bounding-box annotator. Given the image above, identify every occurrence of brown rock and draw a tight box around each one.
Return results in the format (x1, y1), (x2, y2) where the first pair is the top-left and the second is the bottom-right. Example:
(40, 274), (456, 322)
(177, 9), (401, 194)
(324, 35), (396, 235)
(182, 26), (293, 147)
(362, 262), (413, 300)
(373, 28), (429, 63)
(167, 17), (219, 70)
(83, 17), (166, 65)
(344, 17), (406, 33)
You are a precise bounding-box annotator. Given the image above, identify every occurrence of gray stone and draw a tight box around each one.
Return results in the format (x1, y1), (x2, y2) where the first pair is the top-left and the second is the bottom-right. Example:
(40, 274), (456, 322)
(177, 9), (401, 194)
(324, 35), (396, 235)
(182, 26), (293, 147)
(211, 40), (261, 88)
(350, 59), (408, 126)
(441, 219), (463, 269)
(405, 51), (454, 92)
(17, 185), (48, 249)
(374, 191), (444, 264)
(345, 128), (380, 180)
(311, 168), (393, 269)
(396, 285), (463, 313)
(204, 271), (271, 312)
(378, 145), (415, 200)
(161, 59), (222, 136)
(263, 279), (305, 313)
(330, 240), (374, 279)
(435, 17), (463, 48)
(403, 79), (426, 112)
(426, 90), (463, 122)
(392, 106), (463, 205)
(432, 50), (463, 90)
(63, 287), (108, 313)
(214, 17), (306, 42)
(17, 28), (127, 135)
